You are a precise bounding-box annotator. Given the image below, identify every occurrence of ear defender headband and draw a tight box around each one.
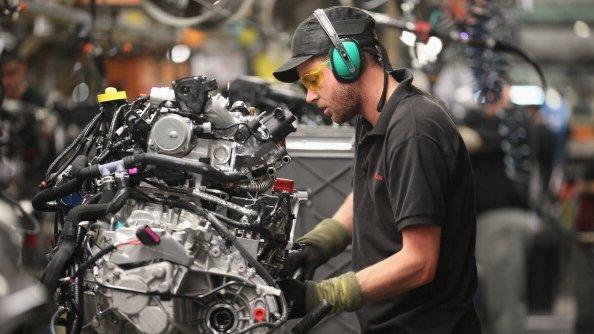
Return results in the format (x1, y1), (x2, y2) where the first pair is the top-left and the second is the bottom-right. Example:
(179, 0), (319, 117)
(313, 8), (363, 83)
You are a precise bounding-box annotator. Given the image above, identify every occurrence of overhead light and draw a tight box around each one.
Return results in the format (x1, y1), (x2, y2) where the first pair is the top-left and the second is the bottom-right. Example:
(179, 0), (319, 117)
(414, 36), (442, 66)
(426, 36), (443, 56)
(573, 20), (591, 38)
(509, 85), (545, 106)
(454, 85), (474, 104)
(400, 31), (416, 46)
(170, 44), (191, 63)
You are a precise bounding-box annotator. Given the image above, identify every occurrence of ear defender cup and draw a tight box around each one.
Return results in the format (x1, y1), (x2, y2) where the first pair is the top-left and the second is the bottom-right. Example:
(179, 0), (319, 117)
(329, 39), (362, 83)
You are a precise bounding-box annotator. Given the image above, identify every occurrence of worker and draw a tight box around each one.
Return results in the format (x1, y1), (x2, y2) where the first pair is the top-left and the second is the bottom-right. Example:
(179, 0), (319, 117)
(274, 6), (481, 333)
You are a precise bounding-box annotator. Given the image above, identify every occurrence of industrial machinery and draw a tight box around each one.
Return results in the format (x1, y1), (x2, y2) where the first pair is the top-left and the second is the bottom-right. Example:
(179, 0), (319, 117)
(33, 75), (308, 334)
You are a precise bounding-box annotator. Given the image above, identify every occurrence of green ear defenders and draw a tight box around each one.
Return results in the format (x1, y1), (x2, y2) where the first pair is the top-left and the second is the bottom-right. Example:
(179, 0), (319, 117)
(313, 8), (363, 83)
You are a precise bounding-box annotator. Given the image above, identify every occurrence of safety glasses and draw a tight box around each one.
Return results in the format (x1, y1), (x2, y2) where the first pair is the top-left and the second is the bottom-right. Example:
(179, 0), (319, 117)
(300, 58), (330, 91)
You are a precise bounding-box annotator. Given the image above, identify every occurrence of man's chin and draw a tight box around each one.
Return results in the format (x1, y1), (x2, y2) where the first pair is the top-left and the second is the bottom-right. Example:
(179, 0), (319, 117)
(331, 112), (353, 124)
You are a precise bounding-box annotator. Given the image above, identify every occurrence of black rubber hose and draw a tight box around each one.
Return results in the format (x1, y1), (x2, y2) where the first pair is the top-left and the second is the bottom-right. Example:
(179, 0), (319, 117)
(124, 153), (247, 182)
(77, 154), (247, 182)
(32, 178), (82, 212)
(291, 300), (333, 334)
(106, 188), (129, 214)
(70, 244), (116, 281)
(41, 187), (116, 295)
(71, 227), (86, 334)
(33, 156), (88, 212)
(72, 265), (84, 334)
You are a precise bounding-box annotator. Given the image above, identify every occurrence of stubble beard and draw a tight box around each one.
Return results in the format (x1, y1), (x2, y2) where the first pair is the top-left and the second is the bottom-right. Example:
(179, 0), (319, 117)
(329, 82), (363, 124)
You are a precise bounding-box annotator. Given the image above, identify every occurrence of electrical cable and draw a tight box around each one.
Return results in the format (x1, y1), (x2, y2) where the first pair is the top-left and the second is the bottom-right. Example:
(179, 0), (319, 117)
(45, 111), (103, 181)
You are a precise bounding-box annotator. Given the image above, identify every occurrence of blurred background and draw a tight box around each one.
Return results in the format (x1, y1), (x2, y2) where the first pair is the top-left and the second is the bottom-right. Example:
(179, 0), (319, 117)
(0, 0), (593, 333)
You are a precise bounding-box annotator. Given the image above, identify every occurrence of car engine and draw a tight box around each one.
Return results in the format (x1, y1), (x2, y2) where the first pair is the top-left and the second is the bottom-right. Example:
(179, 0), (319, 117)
(33, 75), (306, 334)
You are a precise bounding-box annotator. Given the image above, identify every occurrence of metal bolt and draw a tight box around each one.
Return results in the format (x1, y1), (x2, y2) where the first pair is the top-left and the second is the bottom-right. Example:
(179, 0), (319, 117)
(247, 268), (256, 278)
(169, 130), (179, 139)
(210, 247), (220, 257)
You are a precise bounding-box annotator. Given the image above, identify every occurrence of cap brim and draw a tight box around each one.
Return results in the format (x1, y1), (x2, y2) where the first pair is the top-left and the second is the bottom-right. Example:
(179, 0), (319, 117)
(273, 54), (315, 83)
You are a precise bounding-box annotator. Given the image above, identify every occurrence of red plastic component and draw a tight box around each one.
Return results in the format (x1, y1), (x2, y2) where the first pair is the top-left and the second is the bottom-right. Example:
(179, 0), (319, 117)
(253, 307), (266, 323)
(273, 178), (295, 193)
(414, 20), (432, 44)
(82, 42), (94, 55)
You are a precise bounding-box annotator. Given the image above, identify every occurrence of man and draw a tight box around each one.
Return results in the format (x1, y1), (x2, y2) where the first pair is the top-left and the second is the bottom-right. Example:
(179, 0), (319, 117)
(0, 52), (46, 199)
(273, 6), (480, 333)
(1, 52), (46, 107)
(458, 82), (557, 334)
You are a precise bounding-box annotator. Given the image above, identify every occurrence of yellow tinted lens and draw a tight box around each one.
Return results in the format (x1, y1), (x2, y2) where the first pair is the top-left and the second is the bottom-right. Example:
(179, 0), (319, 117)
(300, 59), (329, 91)
(302, 72), (322, 90)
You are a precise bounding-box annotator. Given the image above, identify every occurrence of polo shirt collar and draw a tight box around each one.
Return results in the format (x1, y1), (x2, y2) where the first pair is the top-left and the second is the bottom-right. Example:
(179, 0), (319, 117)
(366, 68), (414, 137)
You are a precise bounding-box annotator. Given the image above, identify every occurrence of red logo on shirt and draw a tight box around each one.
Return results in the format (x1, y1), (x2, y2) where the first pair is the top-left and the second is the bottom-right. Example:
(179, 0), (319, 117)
(373, 173), (384, 181)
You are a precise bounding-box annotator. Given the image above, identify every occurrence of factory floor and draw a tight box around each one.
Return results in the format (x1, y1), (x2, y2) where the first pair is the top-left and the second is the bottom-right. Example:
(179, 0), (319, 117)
(527, 293), (576, 334)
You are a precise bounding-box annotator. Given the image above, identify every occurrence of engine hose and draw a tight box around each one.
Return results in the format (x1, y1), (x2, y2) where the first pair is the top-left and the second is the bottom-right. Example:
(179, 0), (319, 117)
(125, 153), (247, 182)
(78, 153), (248, 182)
(33, 156), (89, 212)
(32, 178), (82, 212)
(106, 188), (129, 214)
(41, 186), (116, 296)
(234, 176), (274, 193)
(71, 227), (86, 334)
(72, 264), (84, 334)
(70, 244), (116, 281)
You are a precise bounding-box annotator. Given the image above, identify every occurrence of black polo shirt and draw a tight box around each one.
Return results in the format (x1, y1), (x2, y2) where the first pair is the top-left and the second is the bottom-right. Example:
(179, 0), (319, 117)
(352, 69), (480, 333)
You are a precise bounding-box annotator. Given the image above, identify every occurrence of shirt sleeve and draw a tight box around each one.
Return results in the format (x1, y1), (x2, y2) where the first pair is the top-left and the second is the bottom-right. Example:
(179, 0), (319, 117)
(386, 135), (450, 230)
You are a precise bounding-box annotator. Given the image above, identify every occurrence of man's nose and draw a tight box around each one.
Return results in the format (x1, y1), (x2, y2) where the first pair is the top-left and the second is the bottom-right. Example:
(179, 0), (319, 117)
(305, 89), (318, 104)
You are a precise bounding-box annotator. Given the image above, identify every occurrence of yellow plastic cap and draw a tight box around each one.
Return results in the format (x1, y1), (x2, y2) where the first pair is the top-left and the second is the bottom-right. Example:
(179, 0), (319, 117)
(97, 87), (127, 103)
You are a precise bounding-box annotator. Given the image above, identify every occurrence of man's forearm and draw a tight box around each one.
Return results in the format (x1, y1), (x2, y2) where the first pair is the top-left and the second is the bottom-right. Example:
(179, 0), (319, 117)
(355, 225), (441, 303)
(355, 249), (432, 303)
(332, 192), (354, 238)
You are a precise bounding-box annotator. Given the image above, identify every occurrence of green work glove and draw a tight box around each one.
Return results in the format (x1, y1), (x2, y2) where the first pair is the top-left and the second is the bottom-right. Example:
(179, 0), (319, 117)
(278, 271), (363, 318)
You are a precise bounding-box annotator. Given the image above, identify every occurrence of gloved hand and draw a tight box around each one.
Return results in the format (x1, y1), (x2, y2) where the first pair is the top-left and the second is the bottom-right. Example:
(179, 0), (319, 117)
(278, 272), (363, 319)
(285, 244), (326, 280)
(286, 218), (350, 280)
(277, 278), (308, 318)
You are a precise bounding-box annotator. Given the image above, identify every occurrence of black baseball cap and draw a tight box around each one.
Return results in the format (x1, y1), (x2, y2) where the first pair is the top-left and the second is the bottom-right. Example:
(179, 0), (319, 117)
(273, 6), (378, 83)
